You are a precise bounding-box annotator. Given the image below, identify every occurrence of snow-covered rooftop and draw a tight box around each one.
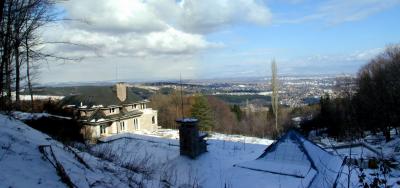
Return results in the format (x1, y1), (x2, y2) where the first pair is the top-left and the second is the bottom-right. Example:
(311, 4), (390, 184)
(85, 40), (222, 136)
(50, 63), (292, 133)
(235, 130), (344, 188)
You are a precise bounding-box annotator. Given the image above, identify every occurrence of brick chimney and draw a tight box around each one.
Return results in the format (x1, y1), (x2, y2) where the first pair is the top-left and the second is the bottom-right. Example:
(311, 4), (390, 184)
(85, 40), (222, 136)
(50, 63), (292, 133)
(116, 83), (127, 102)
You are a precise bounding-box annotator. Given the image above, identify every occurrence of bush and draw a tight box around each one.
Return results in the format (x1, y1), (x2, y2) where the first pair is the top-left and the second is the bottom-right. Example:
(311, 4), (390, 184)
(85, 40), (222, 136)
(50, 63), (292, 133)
(24, 116), (84, 143)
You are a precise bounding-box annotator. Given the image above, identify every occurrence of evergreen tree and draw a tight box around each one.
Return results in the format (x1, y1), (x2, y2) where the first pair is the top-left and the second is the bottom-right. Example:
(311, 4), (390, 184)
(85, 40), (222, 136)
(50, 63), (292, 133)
(230, 104), (243, 121)
(191, 95), (214, 131)
(271, 60), (279, 133)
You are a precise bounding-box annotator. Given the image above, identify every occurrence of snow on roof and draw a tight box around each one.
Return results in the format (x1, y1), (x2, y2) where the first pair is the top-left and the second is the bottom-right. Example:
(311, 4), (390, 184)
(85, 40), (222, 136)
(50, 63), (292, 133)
(176, 118), (198, 123)
(235, 130), (344, 188)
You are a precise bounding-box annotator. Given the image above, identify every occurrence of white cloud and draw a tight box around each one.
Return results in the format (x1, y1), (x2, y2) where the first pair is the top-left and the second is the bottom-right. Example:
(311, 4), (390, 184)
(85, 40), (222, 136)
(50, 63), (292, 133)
(42, 24), (215, 58)
(179, 0), (272, 33)
(145, 27), (218, 54)
(39, 0), (273, 82)
(199, 47), (385, 78)
(38, 56), (199, 83)
(63, 0), (167, 33)
(303, 47), (384, 63)
(46, 0), (269, 58)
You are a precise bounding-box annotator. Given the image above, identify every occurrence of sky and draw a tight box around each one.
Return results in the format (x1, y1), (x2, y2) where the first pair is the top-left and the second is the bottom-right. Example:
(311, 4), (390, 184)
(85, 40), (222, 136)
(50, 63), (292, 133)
(38, 0), (400, 83)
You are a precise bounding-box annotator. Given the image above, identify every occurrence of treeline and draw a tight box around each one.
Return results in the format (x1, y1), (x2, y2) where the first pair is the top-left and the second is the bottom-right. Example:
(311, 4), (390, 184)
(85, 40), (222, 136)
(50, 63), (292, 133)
(301, 45), (400, 141)
(150, 90), (306, 138)
(0, 0), (58, 111)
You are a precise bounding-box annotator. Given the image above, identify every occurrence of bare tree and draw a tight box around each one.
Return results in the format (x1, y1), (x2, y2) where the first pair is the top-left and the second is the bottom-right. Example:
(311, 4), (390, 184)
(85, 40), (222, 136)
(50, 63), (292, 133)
(1, 0), (57, 110)
(1, 0), (84, 111)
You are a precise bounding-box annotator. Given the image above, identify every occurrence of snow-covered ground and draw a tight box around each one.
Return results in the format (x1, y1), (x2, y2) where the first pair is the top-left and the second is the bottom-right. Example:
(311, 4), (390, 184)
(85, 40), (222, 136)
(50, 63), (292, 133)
(10, 92), (64, 101)
(11, 111), (72, 121)
(0, 113), (277, 188)
(0, 114), (158, 188)
(100, 128), (273, 146)
(1, 112), (399, 187)
(95, 131), (279, 187)
(96, 128), (400, 187)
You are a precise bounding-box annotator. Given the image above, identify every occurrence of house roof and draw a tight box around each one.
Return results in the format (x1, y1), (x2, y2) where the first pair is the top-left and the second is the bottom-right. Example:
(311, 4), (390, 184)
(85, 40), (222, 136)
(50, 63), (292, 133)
(81, 107), (143, 125)
(59, 86), (148, 107)
(234, 130), (344, 188)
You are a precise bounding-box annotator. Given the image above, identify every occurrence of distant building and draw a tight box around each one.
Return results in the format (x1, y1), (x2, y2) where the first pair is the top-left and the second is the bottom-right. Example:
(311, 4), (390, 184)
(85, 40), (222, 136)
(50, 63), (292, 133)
(62, 83), (158, 140)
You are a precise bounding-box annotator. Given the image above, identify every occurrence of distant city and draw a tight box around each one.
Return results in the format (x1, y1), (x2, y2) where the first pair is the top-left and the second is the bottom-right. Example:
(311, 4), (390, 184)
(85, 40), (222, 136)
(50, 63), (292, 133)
(131, 75), (356, 108)
(33, 74), (357, 108)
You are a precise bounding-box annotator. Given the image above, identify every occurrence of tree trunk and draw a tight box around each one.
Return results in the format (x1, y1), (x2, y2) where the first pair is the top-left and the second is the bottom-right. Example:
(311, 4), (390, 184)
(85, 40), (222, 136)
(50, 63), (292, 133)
(384, 127), (391, 142)
(25, 36), (34, 111)
(4, 0), (13, 110)
(15, 41), (20, 109)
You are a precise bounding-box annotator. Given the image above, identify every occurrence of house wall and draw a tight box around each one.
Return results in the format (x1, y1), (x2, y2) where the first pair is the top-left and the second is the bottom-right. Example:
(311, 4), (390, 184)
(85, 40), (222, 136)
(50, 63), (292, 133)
(126, 118), (134, 131)
(102, 107), (120, 116)
(110, 122), (117, 134)
(85, 108), (158, 140)
(139, 109), (158, 132)
(79, 110), (95, 117)
(81, 125), (99, 140)
(124, 105), (135, 112)
(124, 103), (147, 111)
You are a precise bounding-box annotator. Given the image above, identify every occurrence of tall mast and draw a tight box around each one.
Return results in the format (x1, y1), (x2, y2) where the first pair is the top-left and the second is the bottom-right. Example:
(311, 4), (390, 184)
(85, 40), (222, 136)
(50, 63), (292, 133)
(180, 73), (184, 119)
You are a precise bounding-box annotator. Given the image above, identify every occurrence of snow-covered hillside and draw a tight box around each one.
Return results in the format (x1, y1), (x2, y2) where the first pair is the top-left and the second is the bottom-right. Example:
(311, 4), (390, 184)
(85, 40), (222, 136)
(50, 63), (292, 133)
(2, 113), (399, 188)
(0, 114), (157, 188)
(95, 132), (276, 187)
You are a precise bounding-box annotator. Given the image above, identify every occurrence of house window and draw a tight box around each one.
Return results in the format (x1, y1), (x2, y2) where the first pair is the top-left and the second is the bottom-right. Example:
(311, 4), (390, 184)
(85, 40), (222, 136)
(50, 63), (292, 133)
(120, 121), (125, 131)
(100, 125), (106, 135)
(134, 118), (139, 130)
(152, 116), (155, 124)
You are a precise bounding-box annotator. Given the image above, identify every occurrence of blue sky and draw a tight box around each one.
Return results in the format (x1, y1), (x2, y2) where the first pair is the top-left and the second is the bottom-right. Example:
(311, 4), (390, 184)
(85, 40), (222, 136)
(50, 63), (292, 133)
(200, 0), (400, 77)
(39, 0), (400, 83)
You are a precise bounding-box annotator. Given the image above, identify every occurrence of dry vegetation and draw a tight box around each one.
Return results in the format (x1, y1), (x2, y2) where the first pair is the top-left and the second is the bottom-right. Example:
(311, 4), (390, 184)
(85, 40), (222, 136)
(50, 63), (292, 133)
(150, 89), (310, 138)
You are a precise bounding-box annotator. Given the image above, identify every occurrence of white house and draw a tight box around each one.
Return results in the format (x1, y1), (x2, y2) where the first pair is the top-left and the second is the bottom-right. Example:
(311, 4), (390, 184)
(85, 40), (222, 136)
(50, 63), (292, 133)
(62, 83), (158, 140)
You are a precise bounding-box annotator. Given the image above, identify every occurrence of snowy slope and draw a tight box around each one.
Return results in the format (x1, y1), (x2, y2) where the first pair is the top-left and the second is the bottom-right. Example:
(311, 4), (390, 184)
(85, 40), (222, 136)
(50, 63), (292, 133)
(0, 115), (66, 187)
(95, 132), (319, 188)
(97, 129), (400, 188)
(3, 113), (397, 187)
(0, 114), (155, 188)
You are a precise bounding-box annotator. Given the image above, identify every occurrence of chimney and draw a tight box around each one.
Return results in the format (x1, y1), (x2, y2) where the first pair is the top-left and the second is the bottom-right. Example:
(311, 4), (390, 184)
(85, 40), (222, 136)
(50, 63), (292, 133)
(176, 118), (208, 159)
(116, 82), (127, 101)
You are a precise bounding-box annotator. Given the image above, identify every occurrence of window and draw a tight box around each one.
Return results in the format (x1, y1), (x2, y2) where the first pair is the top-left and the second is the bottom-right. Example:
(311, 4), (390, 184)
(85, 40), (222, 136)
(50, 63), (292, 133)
(152, 116), (155, 124)
(100, 125), (106, 135)
(134, 118), (139, 130)
(120, 121), (125, 131)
